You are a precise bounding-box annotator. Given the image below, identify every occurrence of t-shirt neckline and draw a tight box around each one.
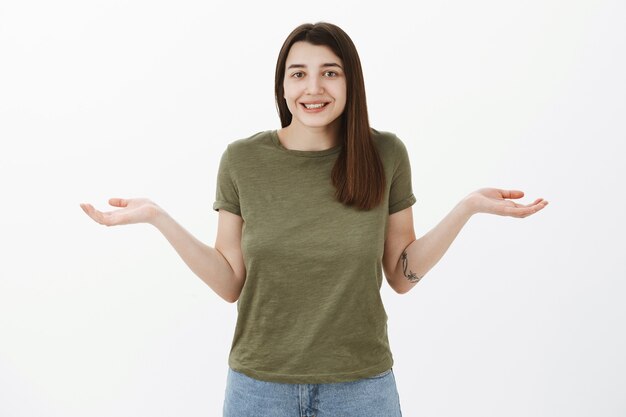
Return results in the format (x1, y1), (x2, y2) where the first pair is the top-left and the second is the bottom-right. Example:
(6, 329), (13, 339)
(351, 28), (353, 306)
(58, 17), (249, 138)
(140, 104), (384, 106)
(270, 130), (343, 158)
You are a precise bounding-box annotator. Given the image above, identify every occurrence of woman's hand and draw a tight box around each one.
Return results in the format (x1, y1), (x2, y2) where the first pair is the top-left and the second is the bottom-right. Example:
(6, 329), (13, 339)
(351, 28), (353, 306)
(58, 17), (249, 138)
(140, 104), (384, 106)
(464, 188), (549, 218)
(80, 198), (163, 226)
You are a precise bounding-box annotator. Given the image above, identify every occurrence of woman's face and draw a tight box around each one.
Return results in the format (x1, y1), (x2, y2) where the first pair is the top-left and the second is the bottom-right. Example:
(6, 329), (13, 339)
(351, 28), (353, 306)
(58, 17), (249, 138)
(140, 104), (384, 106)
(283, 41), (347, 130)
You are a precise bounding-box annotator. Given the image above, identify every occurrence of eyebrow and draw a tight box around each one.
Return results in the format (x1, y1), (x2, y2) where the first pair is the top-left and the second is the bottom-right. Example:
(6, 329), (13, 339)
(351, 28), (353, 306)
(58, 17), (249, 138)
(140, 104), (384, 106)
(287, 63), (343, 69)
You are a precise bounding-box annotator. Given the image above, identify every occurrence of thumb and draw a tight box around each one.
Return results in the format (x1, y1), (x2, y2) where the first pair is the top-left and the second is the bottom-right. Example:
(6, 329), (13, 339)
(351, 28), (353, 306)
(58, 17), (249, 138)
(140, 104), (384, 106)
(500, 189), (524, 199)
(109, 198), (128, 207)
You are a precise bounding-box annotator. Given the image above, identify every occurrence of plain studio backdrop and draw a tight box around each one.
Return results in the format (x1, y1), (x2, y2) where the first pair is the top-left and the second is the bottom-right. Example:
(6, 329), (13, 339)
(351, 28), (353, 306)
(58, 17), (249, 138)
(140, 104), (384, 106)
(1, 0), (624, 416)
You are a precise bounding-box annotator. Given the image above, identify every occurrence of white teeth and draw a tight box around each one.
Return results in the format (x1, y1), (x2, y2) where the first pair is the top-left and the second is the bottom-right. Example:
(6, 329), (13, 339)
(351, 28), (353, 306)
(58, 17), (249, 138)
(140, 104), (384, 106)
(304, 103), (326, 109)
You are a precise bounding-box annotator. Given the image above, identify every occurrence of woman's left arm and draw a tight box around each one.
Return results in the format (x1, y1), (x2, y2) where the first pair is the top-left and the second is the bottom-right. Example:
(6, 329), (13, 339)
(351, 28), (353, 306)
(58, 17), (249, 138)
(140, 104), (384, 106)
(382, 188), (549, 294)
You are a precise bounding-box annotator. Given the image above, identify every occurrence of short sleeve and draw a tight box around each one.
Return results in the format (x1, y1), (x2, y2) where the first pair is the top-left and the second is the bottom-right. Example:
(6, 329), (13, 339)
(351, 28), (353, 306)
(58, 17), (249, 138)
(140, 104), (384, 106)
(388, 136), (417, 215)
(212, 145), (241, 216)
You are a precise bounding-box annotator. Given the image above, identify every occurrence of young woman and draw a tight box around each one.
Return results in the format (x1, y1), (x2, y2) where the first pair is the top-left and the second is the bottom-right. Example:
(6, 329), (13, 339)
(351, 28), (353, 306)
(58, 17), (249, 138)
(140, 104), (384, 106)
(81, 22), (548, 417)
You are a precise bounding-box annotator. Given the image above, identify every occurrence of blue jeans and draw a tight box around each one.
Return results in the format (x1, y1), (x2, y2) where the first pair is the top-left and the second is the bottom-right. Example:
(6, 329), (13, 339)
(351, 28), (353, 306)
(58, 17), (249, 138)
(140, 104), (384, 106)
(223, 367), (403, 417)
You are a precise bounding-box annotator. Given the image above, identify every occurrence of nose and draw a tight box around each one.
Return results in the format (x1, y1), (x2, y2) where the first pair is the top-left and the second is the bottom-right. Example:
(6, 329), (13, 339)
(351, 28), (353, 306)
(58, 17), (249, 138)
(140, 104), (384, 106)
(305, 76), (324, 95)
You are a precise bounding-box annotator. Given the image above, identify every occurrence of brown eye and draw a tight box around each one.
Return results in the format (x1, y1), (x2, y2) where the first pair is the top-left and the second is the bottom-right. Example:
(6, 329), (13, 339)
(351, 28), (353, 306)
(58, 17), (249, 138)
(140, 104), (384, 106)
(324, 71), (338, 77)
(291, 72), (304, 79)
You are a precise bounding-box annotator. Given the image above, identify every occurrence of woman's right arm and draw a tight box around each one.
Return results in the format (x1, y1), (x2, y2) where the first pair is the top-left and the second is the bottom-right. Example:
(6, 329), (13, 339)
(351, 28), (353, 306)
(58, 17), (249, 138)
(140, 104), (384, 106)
(80, 198), (245, 303)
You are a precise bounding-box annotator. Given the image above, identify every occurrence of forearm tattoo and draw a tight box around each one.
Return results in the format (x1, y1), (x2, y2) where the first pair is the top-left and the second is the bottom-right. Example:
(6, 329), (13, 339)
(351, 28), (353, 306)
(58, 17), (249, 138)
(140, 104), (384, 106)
(401, 250), (423, 283)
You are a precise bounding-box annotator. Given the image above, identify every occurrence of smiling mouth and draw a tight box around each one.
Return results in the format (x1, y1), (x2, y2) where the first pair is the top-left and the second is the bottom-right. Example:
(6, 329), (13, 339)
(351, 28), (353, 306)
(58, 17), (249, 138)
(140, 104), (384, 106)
(301, 102), (329, 109)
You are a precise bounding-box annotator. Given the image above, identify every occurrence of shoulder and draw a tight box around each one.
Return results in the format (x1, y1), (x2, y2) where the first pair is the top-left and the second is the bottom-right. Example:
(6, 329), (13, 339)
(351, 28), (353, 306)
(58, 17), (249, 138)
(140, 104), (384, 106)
(370, 127), (407, 160)
(371, 127), (406, 146)
(221, 130), (275, 162)
(227, 130), (273, 151)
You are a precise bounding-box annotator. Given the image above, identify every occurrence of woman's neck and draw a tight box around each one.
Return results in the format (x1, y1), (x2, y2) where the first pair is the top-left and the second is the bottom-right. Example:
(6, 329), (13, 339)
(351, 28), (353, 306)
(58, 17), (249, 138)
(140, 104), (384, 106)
(277, 122), (341, 152)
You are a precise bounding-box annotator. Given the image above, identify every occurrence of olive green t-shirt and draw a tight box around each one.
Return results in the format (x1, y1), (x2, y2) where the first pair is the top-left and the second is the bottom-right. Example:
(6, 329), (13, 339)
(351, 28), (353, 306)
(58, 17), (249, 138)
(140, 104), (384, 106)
(212, 128), (416, 384)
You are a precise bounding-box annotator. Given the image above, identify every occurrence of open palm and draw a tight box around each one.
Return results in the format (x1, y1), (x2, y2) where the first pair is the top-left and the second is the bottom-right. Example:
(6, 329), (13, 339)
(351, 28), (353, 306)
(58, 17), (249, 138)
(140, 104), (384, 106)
(80, 198), (162, 226)
(467, 188), (549, 218)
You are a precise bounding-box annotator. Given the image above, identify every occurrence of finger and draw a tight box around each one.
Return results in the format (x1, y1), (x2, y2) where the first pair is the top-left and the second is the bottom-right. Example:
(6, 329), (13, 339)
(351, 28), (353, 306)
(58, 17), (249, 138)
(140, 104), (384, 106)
(79, 203), (91, 217)
(80, 203), (102, 223)
(81, 203), (115, 225)
(506, 199), (543, 210)
(80, 203), (97, 217)
(505, 200), (548, 217)
(500, 189), (525, 200)
(522, 198), (543, 207)
(502, 206), (533, 217)
(526, 199), (548, 208)
(109, 198), (128, 208)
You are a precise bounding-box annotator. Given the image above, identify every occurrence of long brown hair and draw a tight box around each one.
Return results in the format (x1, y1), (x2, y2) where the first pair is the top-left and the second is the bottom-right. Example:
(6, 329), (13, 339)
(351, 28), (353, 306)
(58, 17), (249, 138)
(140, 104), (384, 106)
(274, 22), (385, 211)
